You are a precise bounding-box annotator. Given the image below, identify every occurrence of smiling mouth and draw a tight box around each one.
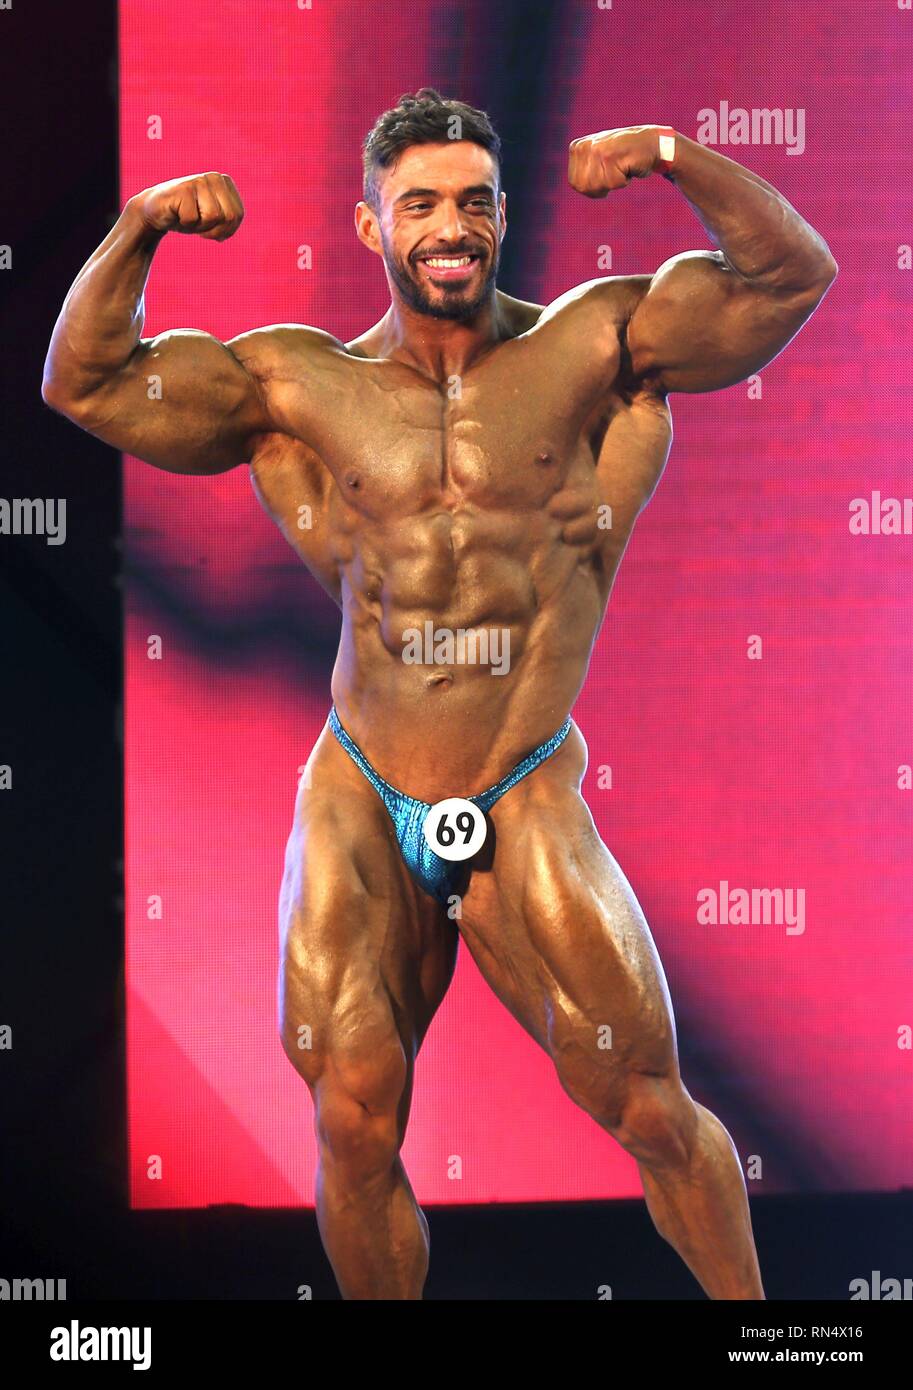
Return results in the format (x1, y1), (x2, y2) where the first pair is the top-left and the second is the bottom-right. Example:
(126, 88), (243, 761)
(415, 253), (481, 281)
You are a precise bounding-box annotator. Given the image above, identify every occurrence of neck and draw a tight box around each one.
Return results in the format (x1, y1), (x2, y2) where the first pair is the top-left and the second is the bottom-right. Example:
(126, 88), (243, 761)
(377, 288), (507, 379)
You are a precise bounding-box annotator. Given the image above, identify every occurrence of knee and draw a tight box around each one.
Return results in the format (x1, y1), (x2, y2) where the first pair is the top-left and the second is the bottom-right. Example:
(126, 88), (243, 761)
(303, 1041), (408, 1185)
(548, 1008), (694, 1170)
(554, 1041), (696, 1169)
(314, 1085), (402, 1185)
(607, 1074), (698, 1170)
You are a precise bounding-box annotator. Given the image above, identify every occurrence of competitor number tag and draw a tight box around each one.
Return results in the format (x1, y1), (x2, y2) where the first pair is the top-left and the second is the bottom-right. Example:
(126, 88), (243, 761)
(422, 797), (487, 862)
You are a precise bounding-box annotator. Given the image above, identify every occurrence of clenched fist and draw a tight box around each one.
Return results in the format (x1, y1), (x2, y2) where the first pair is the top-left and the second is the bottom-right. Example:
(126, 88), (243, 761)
(568, 126), (674, 197)
(128, 172), (244, 240)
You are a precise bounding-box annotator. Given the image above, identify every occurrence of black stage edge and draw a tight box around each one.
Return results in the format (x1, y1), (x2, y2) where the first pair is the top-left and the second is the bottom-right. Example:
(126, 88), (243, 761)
(2, 1191), (912, 1302)
(0, 0), (910, 1346)
(0, 0), (127, 1257)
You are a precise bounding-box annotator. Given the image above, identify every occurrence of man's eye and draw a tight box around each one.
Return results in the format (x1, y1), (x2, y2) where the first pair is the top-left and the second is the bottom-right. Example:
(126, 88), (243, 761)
(408, 203), (431, 212)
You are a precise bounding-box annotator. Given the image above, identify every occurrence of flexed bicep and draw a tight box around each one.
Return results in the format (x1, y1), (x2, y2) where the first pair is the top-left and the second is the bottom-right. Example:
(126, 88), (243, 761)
(42, 173), (272, 473)
(82, 328), (270, 474)
(625, 249), (834, 394)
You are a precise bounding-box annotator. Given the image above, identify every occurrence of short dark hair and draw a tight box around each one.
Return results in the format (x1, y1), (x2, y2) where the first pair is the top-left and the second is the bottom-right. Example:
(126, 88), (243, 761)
(362, 87), (501, 208)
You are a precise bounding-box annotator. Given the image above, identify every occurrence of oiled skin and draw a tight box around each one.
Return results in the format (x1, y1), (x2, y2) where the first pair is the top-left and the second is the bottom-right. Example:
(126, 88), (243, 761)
(240, 290), (743, 1304)
(42, 133), (837, 1301)
(242, 281), (668, 796)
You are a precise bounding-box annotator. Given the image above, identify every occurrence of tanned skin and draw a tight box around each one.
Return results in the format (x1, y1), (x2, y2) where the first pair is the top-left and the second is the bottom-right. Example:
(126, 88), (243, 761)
(43, 124), (836, 1300)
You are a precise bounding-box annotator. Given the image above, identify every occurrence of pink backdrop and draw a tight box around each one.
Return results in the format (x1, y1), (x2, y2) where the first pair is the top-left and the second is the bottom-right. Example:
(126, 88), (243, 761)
(122, 0), (912, 1207)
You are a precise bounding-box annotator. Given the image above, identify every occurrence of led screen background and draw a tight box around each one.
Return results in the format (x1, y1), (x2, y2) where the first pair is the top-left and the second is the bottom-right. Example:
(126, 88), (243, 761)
(122, 0), (911, 1208)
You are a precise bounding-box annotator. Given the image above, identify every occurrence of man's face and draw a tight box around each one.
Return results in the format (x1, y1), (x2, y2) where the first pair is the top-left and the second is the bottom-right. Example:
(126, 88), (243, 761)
(358, 142), (506, 321)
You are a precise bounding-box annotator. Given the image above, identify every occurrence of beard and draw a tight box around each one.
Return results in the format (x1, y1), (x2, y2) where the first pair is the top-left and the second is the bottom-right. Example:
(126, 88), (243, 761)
(382, 232), (499, 321)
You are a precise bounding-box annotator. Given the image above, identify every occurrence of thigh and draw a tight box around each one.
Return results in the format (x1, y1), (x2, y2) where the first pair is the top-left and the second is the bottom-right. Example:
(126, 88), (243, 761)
(460, 749), (679, 1097)
(279, 724), (458, 1116)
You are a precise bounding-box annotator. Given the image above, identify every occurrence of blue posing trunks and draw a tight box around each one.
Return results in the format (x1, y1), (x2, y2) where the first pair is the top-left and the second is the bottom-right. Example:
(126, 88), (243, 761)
(328, 706), (573, 906)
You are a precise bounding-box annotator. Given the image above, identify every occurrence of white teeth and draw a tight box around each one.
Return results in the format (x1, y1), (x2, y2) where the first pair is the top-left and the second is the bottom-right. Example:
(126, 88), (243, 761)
(424, 256), (473, 268)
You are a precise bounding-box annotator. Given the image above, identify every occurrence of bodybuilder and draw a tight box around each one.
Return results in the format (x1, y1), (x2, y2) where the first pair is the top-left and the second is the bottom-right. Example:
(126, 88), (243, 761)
(42, 89), (836, 1300)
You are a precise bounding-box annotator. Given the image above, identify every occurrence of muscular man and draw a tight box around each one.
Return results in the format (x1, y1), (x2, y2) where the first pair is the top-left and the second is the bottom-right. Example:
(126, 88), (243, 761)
(42, 88), (836, 1300)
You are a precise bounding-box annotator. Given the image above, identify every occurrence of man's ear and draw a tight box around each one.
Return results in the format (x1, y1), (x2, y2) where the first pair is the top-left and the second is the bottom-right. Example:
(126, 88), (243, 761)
(354, 200), (384, 257)
(498, 190), (507, 244)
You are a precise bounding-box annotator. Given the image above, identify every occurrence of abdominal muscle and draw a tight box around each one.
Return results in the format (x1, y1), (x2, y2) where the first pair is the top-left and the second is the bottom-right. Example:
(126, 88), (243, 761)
(328, 521), (607, 802)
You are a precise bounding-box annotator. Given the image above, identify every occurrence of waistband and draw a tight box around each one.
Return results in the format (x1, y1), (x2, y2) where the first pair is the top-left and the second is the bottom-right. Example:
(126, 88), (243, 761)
(327, 706), (573, 811)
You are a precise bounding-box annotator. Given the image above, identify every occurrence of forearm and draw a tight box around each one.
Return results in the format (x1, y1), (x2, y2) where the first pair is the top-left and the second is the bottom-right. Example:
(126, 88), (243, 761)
(42, 198), (164, 405)
(662, 132), (836, 292)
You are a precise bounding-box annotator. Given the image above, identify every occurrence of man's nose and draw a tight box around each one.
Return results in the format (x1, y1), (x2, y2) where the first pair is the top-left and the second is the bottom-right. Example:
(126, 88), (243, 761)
(433, 202), (471, 242)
